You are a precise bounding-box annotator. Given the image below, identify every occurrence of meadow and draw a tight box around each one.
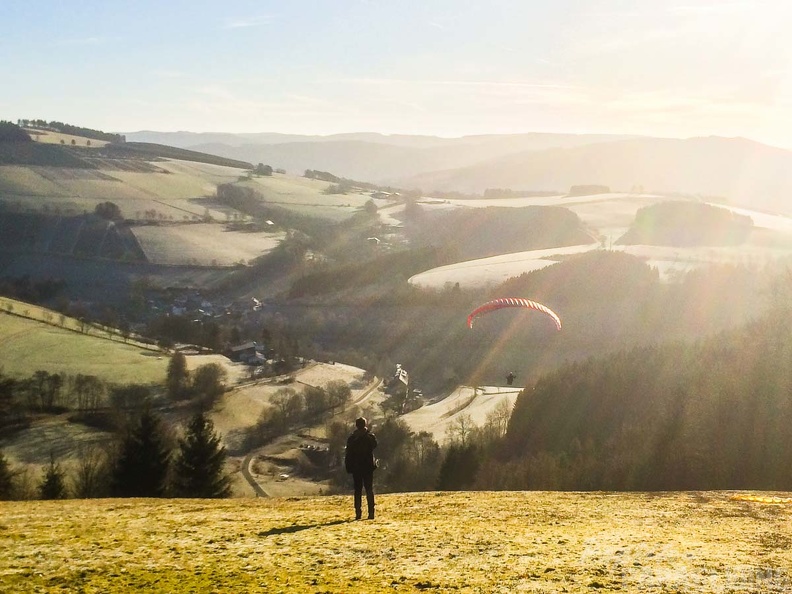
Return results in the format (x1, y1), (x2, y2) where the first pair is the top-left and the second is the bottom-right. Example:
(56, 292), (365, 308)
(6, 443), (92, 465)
(132, 223), (284, 266)
(1, 491), (789, 593)
(240, 175), (388, 221)
(25, 129), (109, 147)
(0, 164), (238, 220)
(0, 310), (167, 384)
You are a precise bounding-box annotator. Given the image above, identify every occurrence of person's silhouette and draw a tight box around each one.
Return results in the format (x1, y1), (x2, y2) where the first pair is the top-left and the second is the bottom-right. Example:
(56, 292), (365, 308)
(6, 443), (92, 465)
(344, 417), (378, 520)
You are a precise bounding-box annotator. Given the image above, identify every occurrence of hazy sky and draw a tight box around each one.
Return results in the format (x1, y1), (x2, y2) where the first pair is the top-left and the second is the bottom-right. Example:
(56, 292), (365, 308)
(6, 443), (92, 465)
(3, 0), (792, 146)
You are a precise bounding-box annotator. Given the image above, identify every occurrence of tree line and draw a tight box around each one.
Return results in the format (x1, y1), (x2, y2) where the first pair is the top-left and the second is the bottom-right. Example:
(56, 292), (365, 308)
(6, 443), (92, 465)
(243, 380), (352, 451)
(0, 410), (229, 500)
(0, 355), (227, 434)
(15, 119), (125, 143)
(0, 121), (32, 142)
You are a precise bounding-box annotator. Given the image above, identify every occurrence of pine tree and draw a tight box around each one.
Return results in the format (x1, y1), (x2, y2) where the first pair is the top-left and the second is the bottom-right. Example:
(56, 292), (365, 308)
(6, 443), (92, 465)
(111, 409), (171, 497)
(166, 352), (189, 400)
(172, 413), (231, 498)
(38, 454), (67, 499)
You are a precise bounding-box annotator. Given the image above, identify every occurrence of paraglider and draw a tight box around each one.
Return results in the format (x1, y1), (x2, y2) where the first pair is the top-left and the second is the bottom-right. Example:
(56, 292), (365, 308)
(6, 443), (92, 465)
(467, 298), (562, 331)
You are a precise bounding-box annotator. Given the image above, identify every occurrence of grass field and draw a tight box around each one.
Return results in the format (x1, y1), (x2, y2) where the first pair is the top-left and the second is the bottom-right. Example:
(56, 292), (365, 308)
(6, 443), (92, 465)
(24, 129), (109, 147)
(132, 223), (284, 266)
(1, 491), (789, 593)
(0, 159), (245, 220)
(240, 175), (388, 221)
(0, 311), (168, 384)
(0, 165), (66, 197)
(210, 362), (371, 449)
(0, 296), (168, 384)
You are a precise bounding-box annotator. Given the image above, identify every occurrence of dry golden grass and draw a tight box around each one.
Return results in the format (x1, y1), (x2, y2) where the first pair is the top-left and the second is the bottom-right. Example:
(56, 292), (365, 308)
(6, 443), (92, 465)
(25, 130), (108, 147)
(1, 491), (790, 593)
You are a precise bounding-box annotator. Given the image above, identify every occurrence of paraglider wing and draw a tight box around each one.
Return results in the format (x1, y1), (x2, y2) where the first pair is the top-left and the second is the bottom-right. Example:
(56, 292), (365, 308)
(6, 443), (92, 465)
(466, 298), (562, 330)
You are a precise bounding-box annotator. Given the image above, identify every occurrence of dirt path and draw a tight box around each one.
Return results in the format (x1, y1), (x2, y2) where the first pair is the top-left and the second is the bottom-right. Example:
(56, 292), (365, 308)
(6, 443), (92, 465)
(240, 450), (269, 497)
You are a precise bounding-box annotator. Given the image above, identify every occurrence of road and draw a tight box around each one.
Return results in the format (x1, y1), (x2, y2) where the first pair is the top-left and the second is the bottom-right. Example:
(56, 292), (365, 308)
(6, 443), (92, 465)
(239, 374), (382, 497)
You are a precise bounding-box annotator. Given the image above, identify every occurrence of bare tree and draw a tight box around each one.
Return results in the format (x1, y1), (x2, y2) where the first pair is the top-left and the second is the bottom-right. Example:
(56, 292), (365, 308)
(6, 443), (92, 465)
(71, 375), (105, 413)
(446, 414), (476, 448)
(326, 380), (352, 415)
(271, 387), (302, 424)
(485, 399), (513, 438)
(72, 446), (108, 498)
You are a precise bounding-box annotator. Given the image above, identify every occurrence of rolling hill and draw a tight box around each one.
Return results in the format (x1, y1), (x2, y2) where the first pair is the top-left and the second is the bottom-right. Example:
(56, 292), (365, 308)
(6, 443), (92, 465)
(402, 136), (792, 216)
(0, 296), (167, 384)
(126, 131), (636, 183)
(127, 131), (792, 219)
(1, 492), (789, 593)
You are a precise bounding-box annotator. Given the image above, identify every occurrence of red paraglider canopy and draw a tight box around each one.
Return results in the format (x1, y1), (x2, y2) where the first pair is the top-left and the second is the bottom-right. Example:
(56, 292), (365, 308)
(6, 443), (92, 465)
(467, 298), (562, 330)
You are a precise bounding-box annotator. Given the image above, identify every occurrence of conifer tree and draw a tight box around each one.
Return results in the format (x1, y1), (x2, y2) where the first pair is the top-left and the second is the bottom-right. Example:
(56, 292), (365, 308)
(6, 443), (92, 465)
(38, 454), (67, 499)
(166, 352), (190, 400)
(111, 409), (171, 497)
(172, 413), (230, 498)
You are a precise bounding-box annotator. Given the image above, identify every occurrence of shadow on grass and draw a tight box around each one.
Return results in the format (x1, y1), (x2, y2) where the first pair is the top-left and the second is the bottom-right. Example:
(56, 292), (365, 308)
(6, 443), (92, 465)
(258, 519), (349, 537)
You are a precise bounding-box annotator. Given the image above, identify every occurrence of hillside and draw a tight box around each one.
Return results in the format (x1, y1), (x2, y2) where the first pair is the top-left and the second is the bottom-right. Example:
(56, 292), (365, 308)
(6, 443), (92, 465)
(0, 296), (167, 383)
(406, 205), (593, 260)
(126, 131), (635, 182)
(495, 298), (792, 491)
(403, 136), (792, 216)
(1, 492), (790, 593)
(617, 201), (753, 246)
(126, 131), (792, 218)
(102, 142), (253, 170)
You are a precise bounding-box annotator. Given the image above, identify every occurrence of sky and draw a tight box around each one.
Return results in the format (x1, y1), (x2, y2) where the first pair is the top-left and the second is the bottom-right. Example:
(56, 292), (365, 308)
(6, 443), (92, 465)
(3, 0), (792, 147)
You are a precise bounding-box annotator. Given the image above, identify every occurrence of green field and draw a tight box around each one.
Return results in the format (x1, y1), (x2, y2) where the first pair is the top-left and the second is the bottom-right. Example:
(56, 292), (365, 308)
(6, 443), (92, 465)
(0, 301), (167, 384)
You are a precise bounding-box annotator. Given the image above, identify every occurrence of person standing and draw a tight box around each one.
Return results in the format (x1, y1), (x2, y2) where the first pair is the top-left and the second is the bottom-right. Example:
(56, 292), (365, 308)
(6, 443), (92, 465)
(345, 417), (377, 520)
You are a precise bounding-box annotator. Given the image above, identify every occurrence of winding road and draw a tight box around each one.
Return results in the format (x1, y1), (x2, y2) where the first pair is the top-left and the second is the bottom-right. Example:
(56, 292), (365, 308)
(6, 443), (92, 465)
(240, 374), (382, 497)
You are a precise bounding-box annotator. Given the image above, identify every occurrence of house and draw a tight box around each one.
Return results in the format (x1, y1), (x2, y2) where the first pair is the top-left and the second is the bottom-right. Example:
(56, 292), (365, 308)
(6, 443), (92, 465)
(227, 341), (267, 364)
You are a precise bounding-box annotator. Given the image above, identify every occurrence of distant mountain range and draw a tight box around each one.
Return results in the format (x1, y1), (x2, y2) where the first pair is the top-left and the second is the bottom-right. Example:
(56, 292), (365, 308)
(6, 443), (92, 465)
(125, 131), (635, 183)
(126, 131), (792, 214)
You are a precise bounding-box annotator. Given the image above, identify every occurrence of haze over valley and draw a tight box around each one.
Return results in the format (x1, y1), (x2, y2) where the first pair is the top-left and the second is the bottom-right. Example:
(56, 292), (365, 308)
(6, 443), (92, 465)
(3, 1), (792, 591)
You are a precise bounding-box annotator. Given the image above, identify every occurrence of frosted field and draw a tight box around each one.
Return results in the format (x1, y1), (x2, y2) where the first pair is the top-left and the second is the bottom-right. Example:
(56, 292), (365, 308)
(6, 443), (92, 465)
(708, 202), (792, 233)
(0, 161), (241, 220)
(410, 195), (792, 289)
(4, 492), (791, 593)
(401, 385), (520, 444)
(132, 223), (284, 266)
(241, 175), (392, 221)
(411, 240), (792, 289)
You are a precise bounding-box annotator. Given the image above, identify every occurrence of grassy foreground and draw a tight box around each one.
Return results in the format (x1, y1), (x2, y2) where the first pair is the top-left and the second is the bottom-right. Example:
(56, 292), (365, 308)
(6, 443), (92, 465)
(1, 491), (791, 593)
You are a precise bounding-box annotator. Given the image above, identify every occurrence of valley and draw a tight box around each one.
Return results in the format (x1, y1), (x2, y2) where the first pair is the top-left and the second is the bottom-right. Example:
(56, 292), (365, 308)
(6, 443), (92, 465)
(3, 123), (792, 502)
